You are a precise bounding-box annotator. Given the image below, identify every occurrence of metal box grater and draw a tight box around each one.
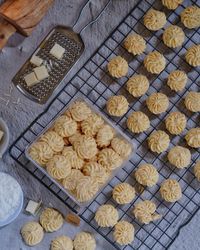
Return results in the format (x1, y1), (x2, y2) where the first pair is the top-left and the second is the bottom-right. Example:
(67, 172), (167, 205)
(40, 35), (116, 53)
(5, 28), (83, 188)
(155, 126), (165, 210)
(12, 26), (84, 104)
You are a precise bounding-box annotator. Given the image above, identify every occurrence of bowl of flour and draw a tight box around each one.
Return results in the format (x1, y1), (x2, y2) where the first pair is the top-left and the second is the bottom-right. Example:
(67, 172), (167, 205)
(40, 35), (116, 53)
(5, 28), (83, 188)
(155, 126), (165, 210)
(0, 172), (23, 227)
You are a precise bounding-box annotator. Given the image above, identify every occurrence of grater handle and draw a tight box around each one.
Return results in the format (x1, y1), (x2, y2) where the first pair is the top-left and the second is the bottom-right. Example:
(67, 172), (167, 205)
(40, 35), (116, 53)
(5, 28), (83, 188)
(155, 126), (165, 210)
(73, 0), (111, 34)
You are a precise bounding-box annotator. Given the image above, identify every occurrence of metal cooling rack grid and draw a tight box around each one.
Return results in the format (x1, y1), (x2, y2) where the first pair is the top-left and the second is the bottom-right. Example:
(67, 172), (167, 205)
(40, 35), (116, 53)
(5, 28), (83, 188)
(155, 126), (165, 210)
(10, 0), (200, 249)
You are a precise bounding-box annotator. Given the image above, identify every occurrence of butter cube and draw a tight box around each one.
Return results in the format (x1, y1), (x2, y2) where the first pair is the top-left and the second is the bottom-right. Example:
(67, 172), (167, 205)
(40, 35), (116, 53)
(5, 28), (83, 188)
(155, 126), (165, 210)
(30, 55), (43, 67)
(50, 43), (65, 59)
(24, 72), (39, 87)
(25, 200), (40, 215)
(0, 130), (4, 141)
(33, 65), (49, 81)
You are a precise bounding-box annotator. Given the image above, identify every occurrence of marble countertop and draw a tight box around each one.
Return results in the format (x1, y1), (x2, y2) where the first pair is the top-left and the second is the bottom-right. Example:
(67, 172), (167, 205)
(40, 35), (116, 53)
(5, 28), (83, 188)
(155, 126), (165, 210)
(0, 0), (199, 249)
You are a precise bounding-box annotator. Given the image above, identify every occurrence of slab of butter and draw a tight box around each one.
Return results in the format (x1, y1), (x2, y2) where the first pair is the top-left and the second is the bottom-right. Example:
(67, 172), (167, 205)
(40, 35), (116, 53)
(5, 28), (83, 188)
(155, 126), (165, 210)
(33, 65), (49, 81)
(50, 43), (65, 59)
(30, 55), (43, 67)
(24, 72), (39, 87)
(0, 130), (4, 141)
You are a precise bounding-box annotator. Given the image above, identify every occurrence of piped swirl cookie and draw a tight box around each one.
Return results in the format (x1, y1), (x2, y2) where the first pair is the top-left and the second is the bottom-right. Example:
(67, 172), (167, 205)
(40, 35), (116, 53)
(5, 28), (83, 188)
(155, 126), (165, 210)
(144, 51), (166, 74)
(135, 164), (159, 187)
(73, 232), (96, 250)
(21, 221), (44, 246)
(126, 74), (149, 97)
(162, 0), (183, 10)
(160, 179), (182, 202)
(184, 91), (200, 112)
(127, 111), (150, 133)
(181, 6), (200, 29)
(40, 131), (64, 153)
(163, 25), (185, 48)
(68, 101), (92, 122)
(96, 124), (115, 148)
(95, 204), (119, 227)
(146, 92), (169, 114)
(98, 148), (122, 171)
(81, 113), (104, 136)
(112, 183), (136, 204)
(168, 146), (191, 168)
(167, 70), (188, 92)
(111, 137), (132, 158)
(144, 9), (167, 31)
(165, 111), (187, 135)
(54, 115), (77, 137)
(62, 169), (84, 191)
(185, 128), (200, 148)
(51, 235), (73, 250)
(148, 130), (170, 153)
(185, 44), (200, 67)
(106, 95), (129, 117)
(113, 220), (135, 246)
(107, 56), (128, 78)
(62, 146), (84, 170)
(124, 33), (146, 55)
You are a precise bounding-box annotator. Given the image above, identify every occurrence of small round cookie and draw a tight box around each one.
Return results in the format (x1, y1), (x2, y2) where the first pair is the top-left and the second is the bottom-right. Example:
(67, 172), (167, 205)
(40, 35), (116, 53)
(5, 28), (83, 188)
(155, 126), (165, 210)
(167, 70), (188, 92)
(82, 162), (109, 185)
(194, 161), (200, 181)
(107, 56), (128, 78)
(162, 0), (183, 10)
(113, 220), (135, 246)
(146, 92), (169, 114)
(124, 33), (146, 55)
(144, 8), (167, 31)
(54, 115), (77, 138)
(62, 146), (84, 170)
(40, 208), (63, 232)
(148, 130), (170, 153)
(21, 221), (44, 246)
(40, 131), (64, 153)
(95, 204), (119, 227)
(76, 176), (99, 202)
(51, 235), (73, 250)
(68, 132), (82, 145)
(165, 111), (187, 135)
(185, 128), (200, 148)
(74, 232), (96, 250)
(98, 148), (122, 171)
(29, 141), (54, 166)
(168, 146), (191, 168)
(135, 164), (159, 187)
(111, 137), (132, 158)
(126, 74), (149, 97)
(132, 200), (161, 224)
(127, 111), (150, 133)
(69, 101), (92, 122)
(184, 91), (200, 112)
(46, 154), (71, 180)
(96, 124), (115, 148)
(185, 44), (200, 67)
(160, 179), (182, 202)
(106, 95), (129, 117)
(181, 6), (200, 29)
(81, 113), (104, 136)
(112, 183), (136, 204)
(62, 169), (84, 191)
(163, 25), (185, 48)
(74, 135), (98, 160)
(144, 51), (166, 74)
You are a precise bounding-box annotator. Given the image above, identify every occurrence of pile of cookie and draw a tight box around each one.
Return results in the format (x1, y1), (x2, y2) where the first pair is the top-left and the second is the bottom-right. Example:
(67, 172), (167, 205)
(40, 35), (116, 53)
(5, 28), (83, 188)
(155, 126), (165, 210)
(28, 100), (133, 203)
(21, 207), (96, 249)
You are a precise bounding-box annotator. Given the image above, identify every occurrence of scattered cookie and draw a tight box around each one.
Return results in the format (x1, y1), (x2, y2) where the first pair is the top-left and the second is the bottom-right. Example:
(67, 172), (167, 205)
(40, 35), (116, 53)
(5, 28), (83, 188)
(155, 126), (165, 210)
(167, 70), (188, 92)
(148, 130), (170, 153)
(162, 0), (183, 10)
(46, 154), (71, 180)
(181, 6), (200, 29)
(21, 221), (44, 246)
(112, 183), (136, 204)
(81, 113), (104, 136)
(111, 137), (132, 158)
(62, 146), (84, 170)
(168, 146), (191, 168)
(51, 235), (73, 250)
(132, 200), (161, 224)
(113, 220), (135, 246)
(39, 208), (63, 232)
(95, 204), (119, 227)
(98, 148), (122, 171)
(163, 25), (185, 48)
(185, 128), (200, 148)
(69, 101), (92, 122)
(74, 135), (98, 160)
(126, 74), (149, 97)
(135, 164), (159, 187)
(185, 44), (200, 67)
(53, 115), (77, 137)
(160, 179), (182, 202)
(127, 111), (150, 133)
(40, 131), (64, 153)
(76, 176), (99, 202)
(73, 232), (96, 250)
(124, 33), (146, 55)
(165, 111), (187, 135)
(144, 51), (166, 74)
(29, 141), (53, 166)
(184, 91), (200, 112)
(144, 8), (167, 31)
(107, 56), (128, 78)
(96, 124), (115, 148)
(106, 95), (129, 117)
(146, 92), (169, 114)
(194, 161), (200, 181)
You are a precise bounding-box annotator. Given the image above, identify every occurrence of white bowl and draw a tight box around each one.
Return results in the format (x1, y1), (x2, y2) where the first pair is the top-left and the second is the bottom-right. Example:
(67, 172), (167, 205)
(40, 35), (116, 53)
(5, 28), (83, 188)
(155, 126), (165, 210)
(0, 118), (9, 158)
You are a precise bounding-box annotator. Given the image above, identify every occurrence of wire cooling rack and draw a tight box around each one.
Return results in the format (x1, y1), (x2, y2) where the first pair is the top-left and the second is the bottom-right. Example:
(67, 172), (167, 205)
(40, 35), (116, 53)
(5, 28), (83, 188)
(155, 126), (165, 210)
(10, 0), (200, 249)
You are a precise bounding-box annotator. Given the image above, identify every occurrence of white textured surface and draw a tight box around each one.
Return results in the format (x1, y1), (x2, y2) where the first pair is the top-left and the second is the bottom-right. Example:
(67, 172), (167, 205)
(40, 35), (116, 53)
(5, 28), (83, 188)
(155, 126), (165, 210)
(0, 0), (200, 249)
